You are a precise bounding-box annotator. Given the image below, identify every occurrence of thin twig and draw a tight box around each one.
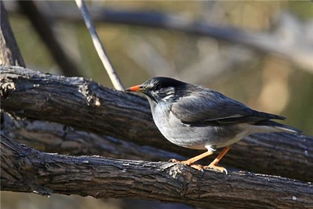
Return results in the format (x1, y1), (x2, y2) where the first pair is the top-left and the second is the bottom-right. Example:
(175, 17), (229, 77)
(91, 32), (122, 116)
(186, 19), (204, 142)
(75, 0), (124, 90)
(10, 3), (311, 73)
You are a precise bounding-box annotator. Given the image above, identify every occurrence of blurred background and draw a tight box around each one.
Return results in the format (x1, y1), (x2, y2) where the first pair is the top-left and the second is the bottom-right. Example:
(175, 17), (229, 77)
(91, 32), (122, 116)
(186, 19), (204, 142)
(1, 0), (313, 209)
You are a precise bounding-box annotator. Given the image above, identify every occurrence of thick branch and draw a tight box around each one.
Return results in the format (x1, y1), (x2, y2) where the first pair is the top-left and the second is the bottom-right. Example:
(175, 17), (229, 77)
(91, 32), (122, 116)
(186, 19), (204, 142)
(1, 135), (312, 209)
(0, 66), (312, 182)
(1, 112), (182, 161)
(0, 1), (25, 67)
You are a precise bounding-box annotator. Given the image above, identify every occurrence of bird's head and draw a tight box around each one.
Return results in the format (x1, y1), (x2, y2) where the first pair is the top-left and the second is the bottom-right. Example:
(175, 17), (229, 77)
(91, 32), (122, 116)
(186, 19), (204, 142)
(126, 77), (186, 103)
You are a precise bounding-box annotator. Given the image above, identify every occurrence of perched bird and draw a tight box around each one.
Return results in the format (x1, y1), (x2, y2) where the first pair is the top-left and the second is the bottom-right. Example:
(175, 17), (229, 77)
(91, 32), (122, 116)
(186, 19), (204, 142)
(126, 77), (299, 173)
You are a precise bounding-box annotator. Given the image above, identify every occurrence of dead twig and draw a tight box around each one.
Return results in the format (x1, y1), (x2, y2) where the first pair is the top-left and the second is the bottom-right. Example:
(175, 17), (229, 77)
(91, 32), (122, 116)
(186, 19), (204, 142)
(75, 0), (124, 90)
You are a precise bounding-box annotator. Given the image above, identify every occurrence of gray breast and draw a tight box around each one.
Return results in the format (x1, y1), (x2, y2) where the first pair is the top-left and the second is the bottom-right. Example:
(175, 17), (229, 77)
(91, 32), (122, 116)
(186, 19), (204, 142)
(151, 101), (247, 150)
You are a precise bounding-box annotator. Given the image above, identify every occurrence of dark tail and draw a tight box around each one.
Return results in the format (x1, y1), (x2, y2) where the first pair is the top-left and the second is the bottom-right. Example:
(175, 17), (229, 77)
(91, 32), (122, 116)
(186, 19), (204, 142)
(255, 120), (301, 134)
(255, 111), (286, 120)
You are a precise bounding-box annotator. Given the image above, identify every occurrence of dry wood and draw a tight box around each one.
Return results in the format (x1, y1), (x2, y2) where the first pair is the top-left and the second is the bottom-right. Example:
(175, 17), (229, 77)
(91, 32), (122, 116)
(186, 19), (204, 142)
(1, 112), (182, 161)
(1, 135), (313, 209)
(2, 2), (312, 207)
(0, 1), (25, 67)
(1, 66), (312, 182)
(75, 0), (124, 90)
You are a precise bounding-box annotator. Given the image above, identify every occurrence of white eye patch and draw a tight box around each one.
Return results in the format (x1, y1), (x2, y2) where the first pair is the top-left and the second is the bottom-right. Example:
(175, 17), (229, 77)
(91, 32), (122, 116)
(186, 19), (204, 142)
(162, 94), (174, 101)
(160, 87), (175, 101)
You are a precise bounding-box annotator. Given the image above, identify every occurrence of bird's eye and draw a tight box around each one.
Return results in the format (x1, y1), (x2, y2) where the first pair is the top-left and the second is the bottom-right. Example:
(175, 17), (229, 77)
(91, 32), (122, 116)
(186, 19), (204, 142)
(152, 83), (161, 91)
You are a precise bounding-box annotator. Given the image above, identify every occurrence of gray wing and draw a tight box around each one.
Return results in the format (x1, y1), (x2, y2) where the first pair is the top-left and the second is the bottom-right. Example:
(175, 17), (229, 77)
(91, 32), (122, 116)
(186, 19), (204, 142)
(170, 90), (284, 126)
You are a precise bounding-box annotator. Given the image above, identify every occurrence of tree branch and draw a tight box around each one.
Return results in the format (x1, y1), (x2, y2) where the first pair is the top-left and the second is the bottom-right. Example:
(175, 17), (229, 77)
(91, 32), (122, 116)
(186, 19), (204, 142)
(1, 112), (183, 161)
(7, 2), (313, 72)
(16, 1), (81, 76)
(1, 66), (312, 182)
(75, 0), (124, 90)
(1, 135), (312, 209)
(0, 1), (25, 67)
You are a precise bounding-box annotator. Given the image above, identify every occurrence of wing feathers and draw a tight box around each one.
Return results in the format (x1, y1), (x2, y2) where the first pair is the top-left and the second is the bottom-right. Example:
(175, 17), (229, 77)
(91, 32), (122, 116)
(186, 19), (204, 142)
(171, 88), (284, 126)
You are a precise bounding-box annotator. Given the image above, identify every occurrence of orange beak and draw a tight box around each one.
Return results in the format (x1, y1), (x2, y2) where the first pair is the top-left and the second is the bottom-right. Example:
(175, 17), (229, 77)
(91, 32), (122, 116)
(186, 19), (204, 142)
(126, 85), (143, 92)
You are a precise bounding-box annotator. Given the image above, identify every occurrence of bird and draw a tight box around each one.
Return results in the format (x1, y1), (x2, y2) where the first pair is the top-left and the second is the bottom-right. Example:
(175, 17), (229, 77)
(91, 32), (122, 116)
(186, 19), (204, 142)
(126, 77), (299, 173)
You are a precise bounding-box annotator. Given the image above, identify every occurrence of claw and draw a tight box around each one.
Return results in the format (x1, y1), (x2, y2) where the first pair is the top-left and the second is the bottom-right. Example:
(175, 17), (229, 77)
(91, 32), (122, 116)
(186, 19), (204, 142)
(180, 160), (193, 166)
(169, 159), (205, 171)
(169, 159), (192, 166)
(203, 164), (228, 174)
(189, 164), (204, 171)
(169, 158), (193, 165)
(169, 159), (180, 163)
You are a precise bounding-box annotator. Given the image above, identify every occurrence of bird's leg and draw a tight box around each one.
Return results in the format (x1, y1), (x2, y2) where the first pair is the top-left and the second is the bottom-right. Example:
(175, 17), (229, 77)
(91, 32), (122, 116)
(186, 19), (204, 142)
(204, 146), (230, 174)
(181, 151), (213, 165)
(170, 151), (213, 170)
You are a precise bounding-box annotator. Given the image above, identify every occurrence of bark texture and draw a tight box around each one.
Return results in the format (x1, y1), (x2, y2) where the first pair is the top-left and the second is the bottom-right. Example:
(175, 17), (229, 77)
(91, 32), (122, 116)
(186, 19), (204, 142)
(1, 135), (313, 209)
(0, 1), (25, 67)
(2, 2), (312, 207)
(1, 112), (183, 161)
(1, 66), (312, 182)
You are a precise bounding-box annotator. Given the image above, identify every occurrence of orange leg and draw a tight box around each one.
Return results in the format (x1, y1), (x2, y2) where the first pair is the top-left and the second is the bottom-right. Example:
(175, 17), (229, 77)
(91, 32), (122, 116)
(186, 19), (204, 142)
(204, 146), (230, 173)
(170, 150), (213, 171)
(181, 150), (213, 165)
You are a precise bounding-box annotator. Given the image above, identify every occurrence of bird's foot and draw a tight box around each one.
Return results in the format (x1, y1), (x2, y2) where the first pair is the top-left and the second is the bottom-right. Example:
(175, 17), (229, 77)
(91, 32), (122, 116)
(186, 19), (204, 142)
(169, 159), (192, 165)
(169, 158), (181, 163)
(203, 164), (228, 174)
(189, 164), (205, 171)
(169, 159), (205, 171)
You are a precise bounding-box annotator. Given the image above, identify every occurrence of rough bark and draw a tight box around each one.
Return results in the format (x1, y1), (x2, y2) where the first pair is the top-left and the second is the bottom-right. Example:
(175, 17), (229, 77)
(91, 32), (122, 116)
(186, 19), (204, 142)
(1, 135), (313, 209)
(0, 1), (25, 67)
(2, 1), (312, 207)
(1, 66), (312, 182)
(1, 112), (183, 161)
